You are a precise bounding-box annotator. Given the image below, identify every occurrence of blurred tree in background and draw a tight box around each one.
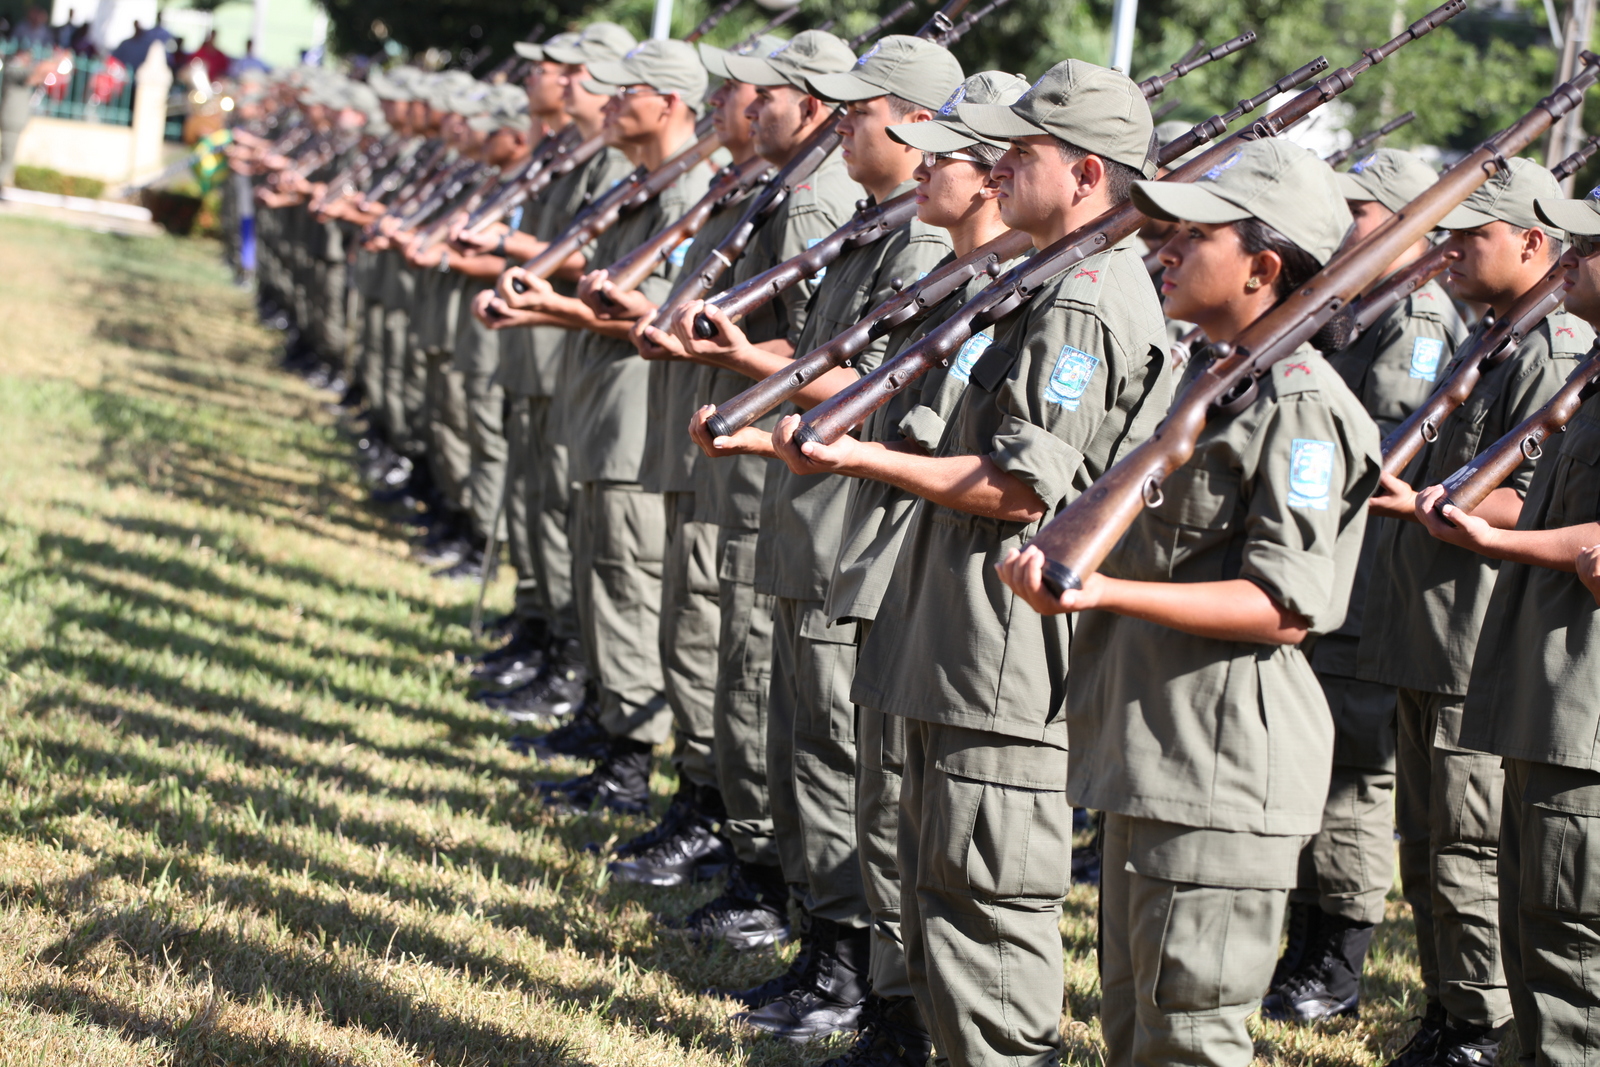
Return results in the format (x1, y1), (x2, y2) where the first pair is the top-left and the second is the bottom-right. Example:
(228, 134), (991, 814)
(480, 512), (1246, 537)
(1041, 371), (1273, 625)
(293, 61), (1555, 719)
(316, 0), (1597, 182)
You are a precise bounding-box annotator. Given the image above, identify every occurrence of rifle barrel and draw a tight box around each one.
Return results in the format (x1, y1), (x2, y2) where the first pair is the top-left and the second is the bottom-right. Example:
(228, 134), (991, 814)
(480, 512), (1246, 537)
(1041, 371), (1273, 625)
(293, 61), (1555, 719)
(1138, 30), (1257, 98)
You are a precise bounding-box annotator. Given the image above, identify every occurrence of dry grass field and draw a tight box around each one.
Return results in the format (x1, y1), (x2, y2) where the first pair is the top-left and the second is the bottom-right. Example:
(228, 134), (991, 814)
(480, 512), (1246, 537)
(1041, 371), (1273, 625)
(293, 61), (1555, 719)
(0, 214), (1440, 1065)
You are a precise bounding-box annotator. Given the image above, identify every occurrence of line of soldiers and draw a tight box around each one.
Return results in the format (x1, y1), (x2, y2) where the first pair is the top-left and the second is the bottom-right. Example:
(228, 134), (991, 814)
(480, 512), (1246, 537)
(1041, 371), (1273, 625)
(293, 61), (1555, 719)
(223, 11), (1600, 1066)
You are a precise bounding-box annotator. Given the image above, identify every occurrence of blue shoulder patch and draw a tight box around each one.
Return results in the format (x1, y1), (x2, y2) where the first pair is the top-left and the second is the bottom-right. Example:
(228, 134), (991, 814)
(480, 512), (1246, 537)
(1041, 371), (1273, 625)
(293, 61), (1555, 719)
(949, 329), (992, 384)
(1409, 336), (1444, 380)
(1044, 345), (1098, 410)
(1287, 438), (1336, 511)
(668, 238), (693, 267)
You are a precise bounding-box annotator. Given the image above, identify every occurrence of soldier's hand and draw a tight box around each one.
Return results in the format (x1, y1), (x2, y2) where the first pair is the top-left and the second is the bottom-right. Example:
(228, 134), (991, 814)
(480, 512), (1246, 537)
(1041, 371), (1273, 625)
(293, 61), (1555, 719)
(996, 546), (1104, 616)
(453, 227), (501, 255)
(1367, 470), (1420, 522)
(580, 270), (654, 321)
(689, 405), (775, 459)
(407, 241), (445, 269)
(772, 413), (855, 475)
(670, 300), (747, 363)
(1415, 483), (1496, 552)
(1577, 545), (1600, 605)
(633, 319), (687, 361)
(501, 268), (553, 310)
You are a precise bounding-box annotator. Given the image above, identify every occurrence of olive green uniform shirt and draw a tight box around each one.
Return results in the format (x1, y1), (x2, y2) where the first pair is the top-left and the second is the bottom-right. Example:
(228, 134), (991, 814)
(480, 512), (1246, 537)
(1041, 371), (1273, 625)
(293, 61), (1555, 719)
(1461, 388), (1600, 770)
(851, 241), (1172, 746)
(1313, 274), (1467, 676)
(753, 181), (952, 601)
(496, 144), (634, 401)
(565, 145), (713, 485)
(1358, 311), (1594, 713)
(823, 258), (1027, 625)
(1068, 345), (1382, 838)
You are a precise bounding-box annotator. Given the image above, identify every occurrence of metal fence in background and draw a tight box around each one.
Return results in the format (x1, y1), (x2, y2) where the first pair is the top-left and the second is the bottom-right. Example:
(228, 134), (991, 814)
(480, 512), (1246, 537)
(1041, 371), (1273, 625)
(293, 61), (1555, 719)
(0, 41), (136, 126)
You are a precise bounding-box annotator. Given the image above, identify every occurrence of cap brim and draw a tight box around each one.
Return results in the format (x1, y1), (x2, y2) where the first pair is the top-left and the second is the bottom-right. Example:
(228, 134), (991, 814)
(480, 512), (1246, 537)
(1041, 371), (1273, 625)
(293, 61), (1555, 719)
(956, 102), (1047, 141)
(513, 41), (543, 60)
(699, 44), (732, 80)
(1535, 197), (1600, 237)
(721, 53), (788, 87)
(887, 118), (980, 153)
(1131, 180), (1253, 225)
(468, 115), (495, 132)
(1336, 171), (1378, 203)
(1437, 204), (1499, 230)
(542, 44), (587, 65)
(805, 70), (882, 103)
(584, 59), (633, 88)
(580, 78), (620, 96)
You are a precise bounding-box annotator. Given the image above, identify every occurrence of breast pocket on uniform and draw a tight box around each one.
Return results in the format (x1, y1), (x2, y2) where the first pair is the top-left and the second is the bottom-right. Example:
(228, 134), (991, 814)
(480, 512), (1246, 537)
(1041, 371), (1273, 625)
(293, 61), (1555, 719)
(1547, 415), (1600, 525)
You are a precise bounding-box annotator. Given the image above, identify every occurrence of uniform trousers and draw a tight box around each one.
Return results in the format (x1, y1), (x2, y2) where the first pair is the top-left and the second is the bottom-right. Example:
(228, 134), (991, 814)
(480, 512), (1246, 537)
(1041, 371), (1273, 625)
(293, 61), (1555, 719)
(1100, 814), (1300, 1067)
(713, 529), (777, 866)
(659, 492), (719, 788)
(310, 255), (346, 365)
(1499, 757), (1600, 1067)
(503, 395), (540, 622)
(425, 350), (472, 517)
(361, 298), (386, 413)
(856, 618), (911, 998)
(1295, 670), (1398, 923)
(1396, 686), (1512, 1029)
(769, 595), (867, 926)
(898, 718), (1070, 1067)
(528, 396), (576, 641)
(572, 481), (671, 745)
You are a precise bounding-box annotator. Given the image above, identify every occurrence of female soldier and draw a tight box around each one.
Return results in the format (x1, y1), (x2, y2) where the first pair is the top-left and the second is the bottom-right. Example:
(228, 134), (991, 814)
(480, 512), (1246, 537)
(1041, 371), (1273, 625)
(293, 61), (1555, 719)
(996, 137), (1382, 1067)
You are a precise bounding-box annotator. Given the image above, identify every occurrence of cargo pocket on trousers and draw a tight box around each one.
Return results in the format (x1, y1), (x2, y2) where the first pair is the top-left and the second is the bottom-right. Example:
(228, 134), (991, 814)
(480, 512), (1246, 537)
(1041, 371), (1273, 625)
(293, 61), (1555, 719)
(930, 768), (1070, 902)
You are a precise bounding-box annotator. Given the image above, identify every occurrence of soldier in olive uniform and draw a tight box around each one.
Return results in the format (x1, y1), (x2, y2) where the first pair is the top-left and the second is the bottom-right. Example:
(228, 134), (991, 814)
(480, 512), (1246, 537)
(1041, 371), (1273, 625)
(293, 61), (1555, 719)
(635, 31), (861, 957)
(674, 35), (961, 1041)
(474, 23), (639, 722)
(805, 70), (1027, 1066)
(1001, 137), (1380, 1067)
(1359, 159), (1593, 1067)
(1266, 147), (1469, 1022)
(778, 61), (1169, 1066)
(1405, 191), (1600, 1067)
(498, 40), (716, 813)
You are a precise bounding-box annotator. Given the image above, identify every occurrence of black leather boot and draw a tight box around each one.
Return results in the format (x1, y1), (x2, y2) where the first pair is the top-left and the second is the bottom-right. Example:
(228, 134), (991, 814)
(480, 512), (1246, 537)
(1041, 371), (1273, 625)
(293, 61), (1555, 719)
(530, 736), (652, 815)
(819, 993), (932, 1066)
(714, 908), (814, 1009)
(1263, 913), (1375, 1022)
(738, 918), (870, 1041)
(609, 783), (730, 886)
(664, 859), (790, 951)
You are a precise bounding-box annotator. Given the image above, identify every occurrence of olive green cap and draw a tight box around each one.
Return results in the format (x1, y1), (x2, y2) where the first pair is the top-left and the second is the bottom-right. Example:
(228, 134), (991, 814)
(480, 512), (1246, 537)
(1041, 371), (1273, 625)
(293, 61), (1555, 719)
(445, 81), (493, 118)
(1439, 156), (1563, 234)
(1535, 187), (1600, 236)
(585, 39), (709, 104)
(959, 59), (1157, 178)
(367, 67), (414, 102)
(469, 83), (531, 133)
(1336, 147), (1439, 214)
(515, 31), (579, 62)
(804, 34), (963, 111)
(542, 22), (637, 66)
(887, 70), (1029, 154)
(1131, 138), (1353, 265)
(699, 34), (789, 81)
(723, 30), (854, 91)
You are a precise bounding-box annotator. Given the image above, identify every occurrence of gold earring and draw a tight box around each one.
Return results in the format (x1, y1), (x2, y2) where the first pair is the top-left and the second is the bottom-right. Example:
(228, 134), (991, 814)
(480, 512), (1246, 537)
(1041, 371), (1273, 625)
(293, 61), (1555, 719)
(1245, 277), (1262, 291)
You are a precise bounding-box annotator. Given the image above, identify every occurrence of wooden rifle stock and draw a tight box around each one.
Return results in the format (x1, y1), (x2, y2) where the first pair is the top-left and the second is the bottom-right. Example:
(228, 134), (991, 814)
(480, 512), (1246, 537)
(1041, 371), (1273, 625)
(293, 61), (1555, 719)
(515, 130), (720, 284)
(1321, 241), (1457, 349)
(1025, 38), (1593, 598)
(693, 191), (921, 337)
(1434, 341), (1600, 514)
(598, 155), (775, 299)
(793, 44), (1360, 449)
(705, 227), (1034, 438)
(1137, 31), (1257, 99)
(1324, 110), (1416, 167)
(1554, 133), (1600, 180)
(1380, 267), (1568, 476)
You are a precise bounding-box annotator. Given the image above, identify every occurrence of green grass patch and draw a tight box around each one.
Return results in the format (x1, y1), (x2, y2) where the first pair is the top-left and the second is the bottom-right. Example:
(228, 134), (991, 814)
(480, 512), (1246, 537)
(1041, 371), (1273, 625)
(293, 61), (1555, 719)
(0, 213), (1438, 1065)
(11, 165), (105, 200)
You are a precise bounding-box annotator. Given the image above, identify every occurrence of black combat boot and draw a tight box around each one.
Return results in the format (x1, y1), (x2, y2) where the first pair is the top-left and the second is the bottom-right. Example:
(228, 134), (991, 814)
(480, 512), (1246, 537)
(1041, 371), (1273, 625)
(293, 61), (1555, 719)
(714, 907), (815, 1009)
(530, 736), (652, 815)
(1263, 914), (1375, 1022)
(483, 640), (590, 722)
(819, 993), (932, 1067)
(1433, 1023), (1501, 1067)
(1384, 1002), (1449, 1067)
(609, 783), (731, 887)
(738, 917), (871, 1040)
(1261, 901), (1322, 1015)
(665, 859), (790, 951)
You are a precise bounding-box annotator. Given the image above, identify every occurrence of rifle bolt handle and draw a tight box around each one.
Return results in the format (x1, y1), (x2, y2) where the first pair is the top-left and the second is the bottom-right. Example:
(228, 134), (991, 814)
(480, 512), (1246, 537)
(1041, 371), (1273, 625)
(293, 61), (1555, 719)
(511, 277), (528, 294)
(693, 313), (717, 340)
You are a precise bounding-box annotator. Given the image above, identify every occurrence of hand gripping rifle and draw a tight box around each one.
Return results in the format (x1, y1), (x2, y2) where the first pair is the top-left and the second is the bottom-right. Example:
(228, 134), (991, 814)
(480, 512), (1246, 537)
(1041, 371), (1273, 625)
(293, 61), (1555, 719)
(1022, 47), (1599, 598)
(512, 129), (723, 284)
(1324, 110), (1416, 167)
(1379, 258), (1572, 476)
(594, 154), (776, 304)
(1553, 132), (1600, 180)
(1137, 31), (1257, 100)
(1431, 339), (1600, 515)
(704, 53), (1333, 438)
